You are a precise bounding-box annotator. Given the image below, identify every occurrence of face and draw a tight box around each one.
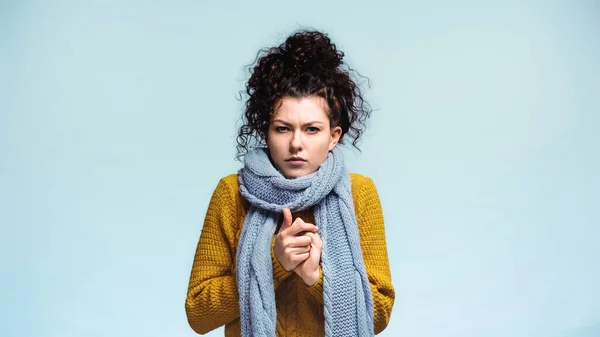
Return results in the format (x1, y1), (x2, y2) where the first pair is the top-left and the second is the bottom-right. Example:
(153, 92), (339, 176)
(266, 96), (342, 179)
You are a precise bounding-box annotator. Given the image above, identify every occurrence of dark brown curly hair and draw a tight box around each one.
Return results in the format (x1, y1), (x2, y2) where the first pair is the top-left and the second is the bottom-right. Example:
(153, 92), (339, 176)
(236, 29), (372, 160)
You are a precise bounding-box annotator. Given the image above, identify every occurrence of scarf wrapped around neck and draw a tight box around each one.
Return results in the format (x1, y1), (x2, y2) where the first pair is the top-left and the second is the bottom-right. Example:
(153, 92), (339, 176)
(236, 146), (374, 336)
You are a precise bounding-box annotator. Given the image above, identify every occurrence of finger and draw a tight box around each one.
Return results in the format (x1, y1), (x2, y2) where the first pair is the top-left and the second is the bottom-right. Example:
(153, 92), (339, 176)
(286, 246), (311, 255)
(290, 252), (310, 264)
(279, 208), (293, 232)
(287, 235), (311, 247)
(286, 221), (317, 236)
(304, 231), (323, 249)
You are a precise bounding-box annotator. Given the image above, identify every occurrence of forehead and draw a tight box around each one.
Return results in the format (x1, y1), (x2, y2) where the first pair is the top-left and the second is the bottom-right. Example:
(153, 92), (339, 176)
(272, 96), (329, 121)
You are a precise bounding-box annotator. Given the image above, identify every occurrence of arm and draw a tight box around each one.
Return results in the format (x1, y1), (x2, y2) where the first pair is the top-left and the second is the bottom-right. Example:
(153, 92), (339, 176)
(185, 177), (294, 334)
(356, 177), (395, 334)
(304, 177), (395, 334)
(185, 178), (240, 334)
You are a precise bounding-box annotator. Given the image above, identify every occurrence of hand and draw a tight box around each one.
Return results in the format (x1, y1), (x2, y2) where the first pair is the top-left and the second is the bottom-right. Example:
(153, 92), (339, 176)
(274, 208), (318, 272)
(293, 227), (322, 286)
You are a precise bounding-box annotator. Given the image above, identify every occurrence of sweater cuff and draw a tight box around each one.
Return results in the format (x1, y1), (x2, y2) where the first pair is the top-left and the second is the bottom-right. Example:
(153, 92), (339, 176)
(305, 266), (324, 302)
(271, 236), (293, 288)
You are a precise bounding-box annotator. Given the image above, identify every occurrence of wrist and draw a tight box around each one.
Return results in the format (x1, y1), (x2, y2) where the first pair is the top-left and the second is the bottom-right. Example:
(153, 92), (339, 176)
(302, 269), (320, 286)
(275, 252), (293, 272)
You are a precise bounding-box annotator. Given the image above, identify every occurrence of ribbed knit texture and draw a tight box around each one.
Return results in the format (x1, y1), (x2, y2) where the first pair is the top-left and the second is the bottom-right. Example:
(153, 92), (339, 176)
(236, 147), (372, 336)
(185, 156), (395, 336)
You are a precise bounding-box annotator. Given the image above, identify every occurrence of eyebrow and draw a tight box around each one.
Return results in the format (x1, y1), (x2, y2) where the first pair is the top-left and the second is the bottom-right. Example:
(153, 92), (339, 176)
(272, 119), (324, 127)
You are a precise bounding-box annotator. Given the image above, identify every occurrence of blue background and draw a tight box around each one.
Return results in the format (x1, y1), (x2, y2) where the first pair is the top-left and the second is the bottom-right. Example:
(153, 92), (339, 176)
(1, 0), (598, 336)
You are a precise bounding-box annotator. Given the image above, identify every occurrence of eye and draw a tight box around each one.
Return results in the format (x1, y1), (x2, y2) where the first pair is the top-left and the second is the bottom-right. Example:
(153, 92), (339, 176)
(307, 127), (320, 134)
(275, 126), (289, 132)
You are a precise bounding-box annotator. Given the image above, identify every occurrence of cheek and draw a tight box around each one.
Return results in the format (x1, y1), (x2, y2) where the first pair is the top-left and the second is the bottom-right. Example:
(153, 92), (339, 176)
(266, 131), (279, 149)
(267, 135), (285, 161)
(313, 136), (332, 161)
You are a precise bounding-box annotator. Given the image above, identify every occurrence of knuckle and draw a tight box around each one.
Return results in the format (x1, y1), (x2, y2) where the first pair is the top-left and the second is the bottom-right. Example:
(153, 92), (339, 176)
(282, 238), (292, 247)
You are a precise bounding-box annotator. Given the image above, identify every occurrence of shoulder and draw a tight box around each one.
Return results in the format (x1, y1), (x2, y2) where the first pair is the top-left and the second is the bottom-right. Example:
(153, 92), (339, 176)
(208, 173), (241, 205)
(214, 172), (376, 199)
(349, 173), (381, 212)
(350, 173), (377, 194)
(350, 172), (371, 184)
(218, 173), (240, 190)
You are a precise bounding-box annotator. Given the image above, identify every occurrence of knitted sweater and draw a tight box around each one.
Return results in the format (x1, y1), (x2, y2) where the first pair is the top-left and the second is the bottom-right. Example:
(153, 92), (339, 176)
(185, 173), (395, 336)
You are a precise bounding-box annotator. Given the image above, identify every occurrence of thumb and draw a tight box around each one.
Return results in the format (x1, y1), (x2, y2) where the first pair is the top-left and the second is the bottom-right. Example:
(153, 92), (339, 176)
(281, 208), (293, 230)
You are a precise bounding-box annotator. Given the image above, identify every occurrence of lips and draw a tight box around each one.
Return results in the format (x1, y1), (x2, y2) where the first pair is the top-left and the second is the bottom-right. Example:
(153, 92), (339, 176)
(285, 157), (307, 165)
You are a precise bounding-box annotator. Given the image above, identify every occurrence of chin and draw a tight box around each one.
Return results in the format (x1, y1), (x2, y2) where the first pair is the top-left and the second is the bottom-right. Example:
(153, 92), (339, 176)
(282, 171), (304, 179)
(281, 167), (313, 179)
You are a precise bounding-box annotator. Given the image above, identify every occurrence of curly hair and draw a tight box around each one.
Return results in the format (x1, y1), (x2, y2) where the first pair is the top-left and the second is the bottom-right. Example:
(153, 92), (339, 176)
(235, 29), (372, 160)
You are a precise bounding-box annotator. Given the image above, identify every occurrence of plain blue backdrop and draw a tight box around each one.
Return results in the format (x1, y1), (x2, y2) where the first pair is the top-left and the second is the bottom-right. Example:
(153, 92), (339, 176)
(1, 0), (598, 336)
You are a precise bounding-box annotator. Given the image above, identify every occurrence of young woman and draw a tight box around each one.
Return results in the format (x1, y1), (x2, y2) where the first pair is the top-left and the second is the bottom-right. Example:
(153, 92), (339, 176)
(185, 30), (395, 336)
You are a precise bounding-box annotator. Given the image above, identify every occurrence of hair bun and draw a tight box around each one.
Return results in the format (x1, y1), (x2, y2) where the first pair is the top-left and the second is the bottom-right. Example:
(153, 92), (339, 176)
(237, 29), (372, 160)
(281, 31), (344, 73)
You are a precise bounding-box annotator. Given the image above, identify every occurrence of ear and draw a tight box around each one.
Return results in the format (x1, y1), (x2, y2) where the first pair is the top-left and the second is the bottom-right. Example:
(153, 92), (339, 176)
(328, 126), (342, 151)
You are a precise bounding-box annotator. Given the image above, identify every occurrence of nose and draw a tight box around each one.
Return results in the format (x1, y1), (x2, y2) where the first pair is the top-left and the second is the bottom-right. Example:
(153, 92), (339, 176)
(289, 130), (303, 152)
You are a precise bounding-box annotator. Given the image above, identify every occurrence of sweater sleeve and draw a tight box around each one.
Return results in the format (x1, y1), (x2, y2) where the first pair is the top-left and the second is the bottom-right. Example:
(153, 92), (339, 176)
(303, 176), (395, 334)
(185, 178), (240, 334)
(357, 177), (395, 334)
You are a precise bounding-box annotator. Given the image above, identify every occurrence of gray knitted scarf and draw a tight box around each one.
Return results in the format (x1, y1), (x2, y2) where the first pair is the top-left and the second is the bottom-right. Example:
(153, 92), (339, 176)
(236, 146), (374, 336)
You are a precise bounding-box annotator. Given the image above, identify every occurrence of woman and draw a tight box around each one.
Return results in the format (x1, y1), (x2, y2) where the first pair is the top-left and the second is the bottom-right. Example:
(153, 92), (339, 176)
(185, 29), (395, 336)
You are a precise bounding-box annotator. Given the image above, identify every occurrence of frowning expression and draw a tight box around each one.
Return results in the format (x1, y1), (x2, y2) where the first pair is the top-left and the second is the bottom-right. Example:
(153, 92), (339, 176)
(266, 96), (341, 178)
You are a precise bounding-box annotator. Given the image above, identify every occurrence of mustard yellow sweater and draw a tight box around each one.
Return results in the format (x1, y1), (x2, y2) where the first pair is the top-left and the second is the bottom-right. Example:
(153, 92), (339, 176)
(185, 173), (395, 336)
